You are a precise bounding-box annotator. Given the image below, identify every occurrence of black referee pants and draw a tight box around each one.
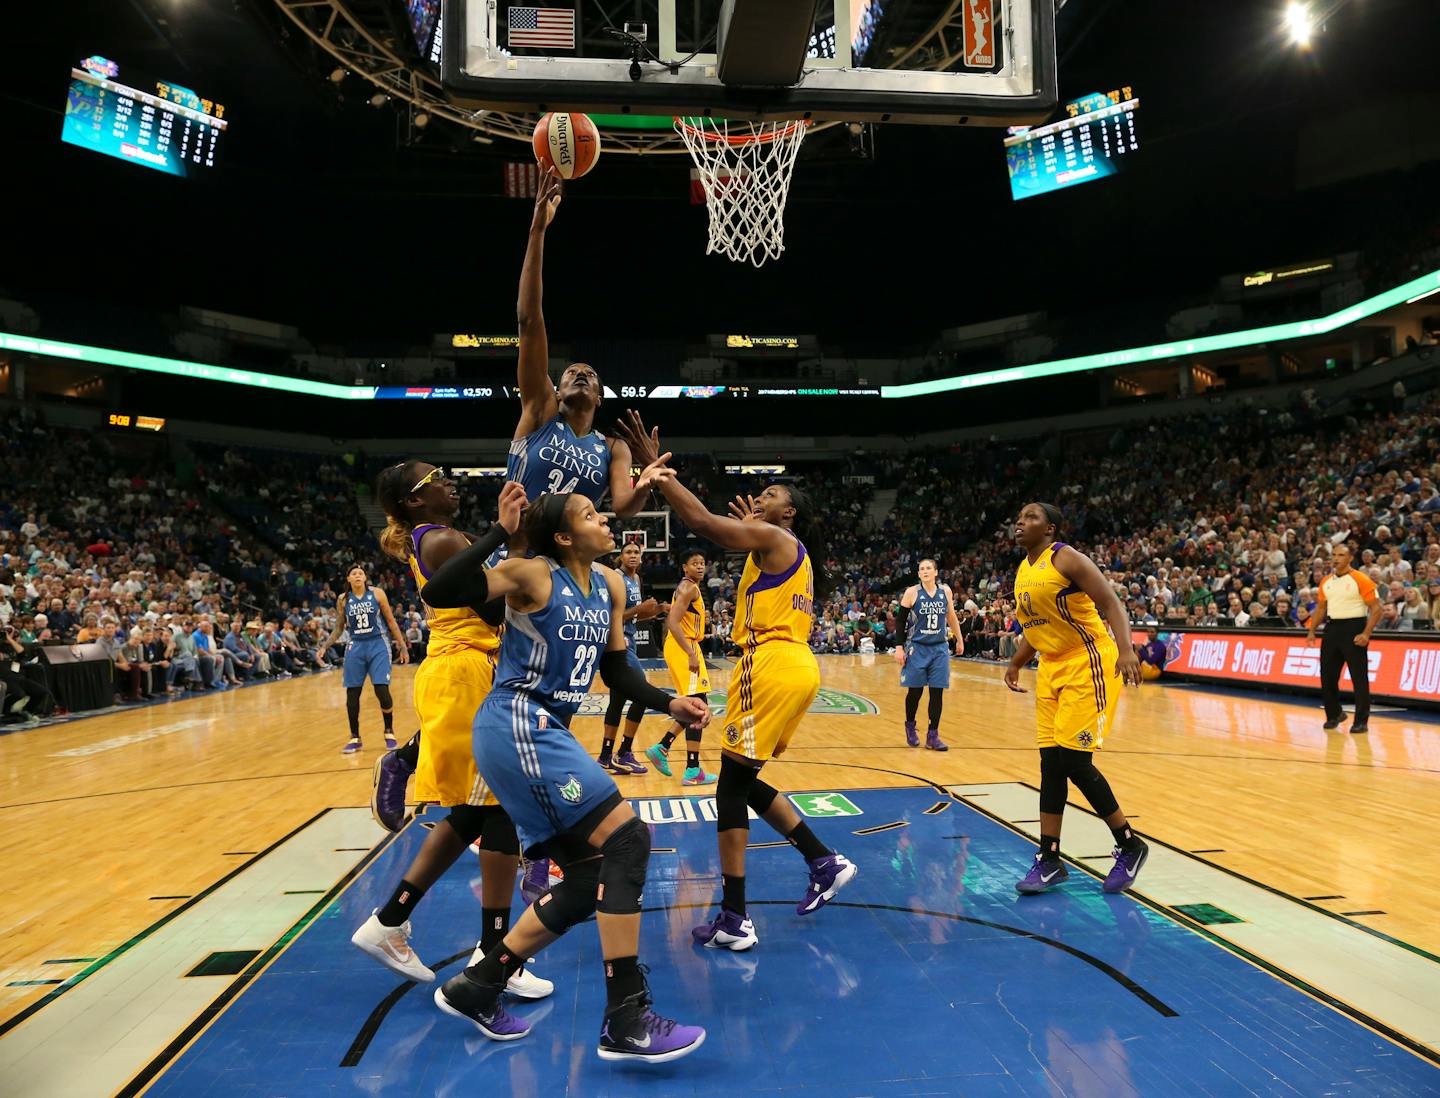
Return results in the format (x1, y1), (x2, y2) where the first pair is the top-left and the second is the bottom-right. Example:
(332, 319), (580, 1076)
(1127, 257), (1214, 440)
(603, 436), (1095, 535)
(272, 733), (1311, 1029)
(1320, 618), (1370, 726)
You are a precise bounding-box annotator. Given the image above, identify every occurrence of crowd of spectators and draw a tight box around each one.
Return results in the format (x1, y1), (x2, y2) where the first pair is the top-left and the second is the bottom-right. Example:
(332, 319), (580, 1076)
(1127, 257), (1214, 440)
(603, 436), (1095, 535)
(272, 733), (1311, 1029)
(7, 375), (1440, 721)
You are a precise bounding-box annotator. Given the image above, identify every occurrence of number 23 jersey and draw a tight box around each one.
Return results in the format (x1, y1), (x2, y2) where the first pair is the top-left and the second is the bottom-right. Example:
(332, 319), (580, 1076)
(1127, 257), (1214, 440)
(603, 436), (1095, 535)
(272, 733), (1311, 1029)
(491, 557), (611, 722)
(507, 415), (612, 505)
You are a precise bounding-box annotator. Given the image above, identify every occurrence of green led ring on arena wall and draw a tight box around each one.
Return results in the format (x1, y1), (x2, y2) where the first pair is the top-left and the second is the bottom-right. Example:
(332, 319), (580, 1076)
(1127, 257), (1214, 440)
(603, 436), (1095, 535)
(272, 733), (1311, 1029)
(2, 268), (1437, 402)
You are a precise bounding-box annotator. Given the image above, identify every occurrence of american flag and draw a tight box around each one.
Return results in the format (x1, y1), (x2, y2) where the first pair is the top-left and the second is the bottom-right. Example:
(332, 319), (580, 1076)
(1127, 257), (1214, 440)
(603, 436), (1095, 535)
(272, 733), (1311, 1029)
(504, 162), (541, 198)
(508, 6), (575, 49)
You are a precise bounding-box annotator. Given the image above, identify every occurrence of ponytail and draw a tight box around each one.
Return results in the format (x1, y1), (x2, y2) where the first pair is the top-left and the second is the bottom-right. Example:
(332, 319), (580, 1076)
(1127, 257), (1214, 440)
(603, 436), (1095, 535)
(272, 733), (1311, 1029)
(784, 485), (833, 600)
(374, 460), (426, 562)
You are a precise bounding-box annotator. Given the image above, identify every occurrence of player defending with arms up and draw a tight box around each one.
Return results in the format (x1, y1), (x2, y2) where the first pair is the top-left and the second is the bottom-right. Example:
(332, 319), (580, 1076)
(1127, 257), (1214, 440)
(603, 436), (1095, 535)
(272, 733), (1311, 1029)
(1005, 502), (1148, 895)
(622, 412), (856, 952)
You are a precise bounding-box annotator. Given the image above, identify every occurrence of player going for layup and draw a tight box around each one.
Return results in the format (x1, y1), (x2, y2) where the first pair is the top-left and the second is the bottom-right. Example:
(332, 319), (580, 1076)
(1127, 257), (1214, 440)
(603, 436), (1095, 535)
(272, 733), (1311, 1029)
(428, 490), (709, 1062)
(1005, 502), (1149, 895)
(623, 412), (856, 951)
(596, 541), (662, 775)
(321, 565), (409, 754)
(351, 466), (551, 1000)
(894, 558), (962, 751)
(645, 548), (717, 786)
(509, 171), (650, 518)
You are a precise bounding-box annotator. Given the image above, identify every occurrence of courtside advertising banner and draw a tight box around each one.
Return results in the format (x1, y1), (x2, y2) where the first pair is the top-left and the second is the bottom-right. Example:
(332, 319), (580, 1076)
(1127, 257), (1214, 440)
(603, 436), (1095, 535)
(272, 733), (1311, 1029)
(1131, 628), (1440, 704)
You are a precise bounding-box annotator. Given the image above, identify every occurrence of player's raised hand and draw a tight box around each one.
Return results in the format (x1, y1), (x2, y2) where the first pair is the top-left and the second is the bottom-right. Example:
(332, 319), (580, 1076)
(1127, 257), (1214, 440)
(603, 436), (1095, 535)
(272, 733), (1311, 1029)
(727, 494), (762, 521)
(532, 170), (562, 231)
(634, 455), (675, 491)
(497, 481), (527, 535)
(619, 410), (662, 467)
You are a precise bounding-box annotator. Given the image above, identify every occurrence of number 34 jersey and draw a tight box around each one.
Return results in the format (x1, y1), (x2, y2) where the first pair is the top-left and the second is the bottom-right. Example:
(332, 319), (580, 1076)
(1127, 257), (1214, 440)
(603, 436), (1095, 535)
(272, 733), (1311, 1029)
(507, 415), (612, 505)
(491, 556), (611, 721)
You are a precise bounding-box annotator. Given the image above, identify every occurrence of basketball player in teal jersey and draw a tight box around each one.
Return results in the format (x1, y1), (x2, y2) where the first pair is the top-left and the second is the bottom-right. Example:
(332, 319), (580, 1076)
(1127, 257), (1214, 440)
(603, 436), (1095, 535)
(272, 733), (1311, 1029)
(509, 171), (651, 516)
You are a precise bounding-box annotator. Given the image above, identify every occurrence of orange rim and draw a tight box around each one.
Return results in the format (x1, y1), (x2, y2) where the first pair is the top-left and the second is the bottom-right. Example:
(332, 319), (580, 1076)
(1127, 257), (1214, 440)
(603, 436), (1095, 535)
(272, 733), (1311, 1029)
(673, 117), (809, 146)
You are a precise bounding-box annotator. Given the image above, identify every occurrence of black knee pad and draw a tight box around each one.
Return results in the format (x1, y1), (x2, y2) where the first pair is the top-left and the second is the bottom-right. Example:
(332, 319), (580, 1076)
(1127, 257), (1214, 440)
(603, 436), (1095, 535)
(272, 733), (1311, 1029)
(374, 684), (394, 709)
(747, 778), (779, 816)
(596, 816), (651, 914)
(1058, 746), (1119, 818)
(533, 856), (600, 934)
(716, 754), (759, 831)
(345, 687), (362, 714)
(444, 803), (488, 846)
(626, 699), (646, 725)
(1038, 746), (1068, 814)
(481, 807), (520, 856)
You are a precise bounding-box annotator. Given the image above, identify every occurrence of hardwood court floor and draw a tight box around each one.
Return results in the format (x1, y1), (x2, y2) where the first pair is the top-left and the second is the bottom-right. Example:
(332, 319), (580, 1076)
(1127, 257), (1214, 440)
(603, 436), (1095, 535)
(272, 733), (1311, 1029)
(1, 652), (1436, 1037)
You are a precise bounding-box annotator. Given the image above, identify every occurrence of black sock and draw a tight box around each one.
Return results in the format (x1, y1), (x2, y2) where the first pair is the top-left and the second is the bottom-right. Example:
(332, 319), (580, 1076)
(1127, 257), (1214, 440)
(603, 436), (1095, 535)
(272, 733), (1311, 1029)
(599, 736), (616, 761)
(466, 940), (525, 987)
(382, 709), (394, 732)
(480, 907), (510, 956)
(377, 879), (426, 926)
(1110, 823), (1141, 851)
(785, 820), (830, 861)
(686, 750), (700, 769)
(659, 727), (679, 751)
(604, 955), (644, 1012)
(1039, 835), (1061, 863)
(396, 732), (421, 768)
(722, 873), (747, 916)
(620, 734), (636, 754)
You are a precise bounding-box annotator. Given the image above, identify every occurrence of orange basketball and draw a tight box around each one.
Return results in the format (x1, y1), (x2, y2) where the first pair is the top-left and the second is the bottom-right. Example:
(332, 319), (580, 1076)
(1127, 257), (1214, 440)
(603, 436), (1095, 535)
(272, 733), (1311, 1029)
(532, 112), (601, 180)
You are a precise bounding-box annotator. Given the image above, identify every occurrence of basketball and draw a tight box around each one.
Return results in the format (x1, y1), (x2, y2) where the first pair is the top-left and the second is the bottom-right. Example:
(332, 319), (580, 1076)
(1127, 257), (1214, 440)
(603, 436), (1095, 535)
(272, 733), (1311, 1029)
(532, 112), (601, 180)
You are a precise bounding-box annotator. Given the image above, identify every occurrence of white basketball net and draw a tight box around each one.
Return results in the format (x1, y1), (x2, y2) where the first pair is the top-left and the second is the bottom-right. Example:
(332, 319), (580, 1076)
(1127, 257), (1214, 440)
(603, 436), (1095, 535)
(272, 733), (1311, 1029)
(674, 118), (808, 268)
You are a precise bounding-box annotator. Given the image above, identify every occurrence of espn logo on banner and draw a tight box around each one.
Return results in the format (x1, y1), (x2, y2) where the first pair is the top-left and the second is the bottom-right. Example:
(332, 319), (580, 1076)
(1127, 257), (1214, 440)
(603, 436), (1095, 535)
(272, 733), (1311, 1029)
(963, 0), (995, 68)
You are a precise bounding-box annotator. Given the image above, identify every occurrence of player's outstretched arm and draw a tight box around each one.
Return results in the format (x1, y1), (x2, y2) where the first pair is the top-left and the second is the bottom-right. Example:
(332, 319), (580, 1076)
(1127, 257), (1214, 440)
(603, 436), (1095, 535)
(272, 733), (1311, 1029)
(515, 172), (563, 439)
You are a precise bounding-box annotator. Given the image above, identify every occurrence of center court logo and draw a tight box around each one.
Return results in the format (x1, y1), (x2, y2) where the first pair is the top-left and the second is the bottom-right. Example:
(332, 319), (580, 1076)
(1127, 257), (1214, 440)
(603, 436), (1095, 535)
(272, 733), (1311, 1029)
(574, 687), (878, 719)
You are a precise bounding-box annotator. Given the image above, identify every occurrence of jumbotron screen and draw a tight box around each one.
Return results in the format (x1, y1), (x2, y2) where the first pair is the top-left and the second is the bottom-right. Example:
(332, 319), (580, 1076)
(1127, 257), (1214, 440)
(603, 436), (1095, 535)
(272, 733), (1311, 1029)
(1005, 89), (1138, 202)
(61, 57), (227, 178)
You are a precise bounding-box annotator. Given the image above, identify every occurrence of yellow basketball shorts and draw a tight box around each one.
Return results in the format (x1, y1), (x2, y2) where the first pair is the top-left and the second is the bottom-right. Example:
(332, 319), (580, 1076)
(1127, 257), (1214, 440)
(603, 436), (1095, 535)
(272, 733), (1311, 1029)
(720, 641), (819, 764)
(664, 633), (710, 696)
(1035, 639), (1122, 752)
(413, 648), (499, 807)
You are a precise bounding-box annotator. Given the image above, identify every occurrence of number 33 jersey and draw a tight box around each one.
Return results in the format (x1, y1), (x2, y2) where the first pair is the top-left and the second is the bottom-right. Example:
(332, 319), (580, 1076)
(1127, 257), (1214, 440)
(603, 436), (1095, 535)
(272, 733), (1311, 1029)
(491, 556), (612, 721)
(508, 415), (612, 505)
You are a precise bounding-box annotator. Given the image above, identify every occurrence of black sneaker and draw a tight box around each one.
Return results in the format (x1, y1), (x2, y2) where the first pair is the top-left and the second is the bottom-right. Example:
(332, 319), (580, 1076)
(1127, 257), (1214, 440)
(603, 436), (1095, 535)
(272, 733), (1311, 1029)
(1350, 724), (1369, 734)
(434, 972), (529, 1041)
(598, 976), (705, 1064)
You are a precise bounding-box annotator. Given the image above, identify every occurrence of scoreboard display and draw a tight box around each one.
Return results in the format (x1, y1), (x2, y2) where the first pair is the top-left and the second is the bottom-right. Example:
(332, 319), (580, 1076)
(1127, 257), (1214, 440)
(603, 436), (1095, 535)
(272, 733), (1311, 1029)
(61, 57), (227, 178)
(1005, 89), (1138, 201)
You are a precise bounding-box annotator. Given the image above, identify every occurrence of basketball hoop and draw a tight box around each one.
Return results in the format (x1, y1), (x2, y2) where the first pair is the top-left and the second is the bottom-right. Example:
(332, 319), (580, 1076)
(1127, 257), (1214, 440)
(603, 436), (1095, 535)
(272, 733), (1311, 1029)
(674, 117), (808, 268)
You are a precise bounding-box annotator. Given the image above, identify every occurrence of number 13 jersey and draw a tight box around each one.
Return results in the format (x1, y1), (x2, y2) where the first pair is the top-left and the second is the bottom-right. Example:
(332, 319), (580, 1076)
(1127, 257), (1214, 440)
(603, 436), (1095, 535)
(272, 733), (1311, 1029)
(491, 556), (612, 721)
(507, 415), (612, 505)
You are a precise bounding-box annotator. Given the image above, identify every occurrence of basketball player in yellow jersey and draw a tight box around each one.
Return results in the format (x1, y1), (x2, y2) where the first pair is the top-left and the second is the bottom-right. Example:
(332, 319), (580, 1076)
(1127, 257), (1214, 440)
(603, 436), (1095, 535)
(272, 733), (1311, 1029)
(350, 464), (552, 1000)
(621, 411), (857, 951)
(644, 549), (717, 786)
(1005, 502), (1149, 896)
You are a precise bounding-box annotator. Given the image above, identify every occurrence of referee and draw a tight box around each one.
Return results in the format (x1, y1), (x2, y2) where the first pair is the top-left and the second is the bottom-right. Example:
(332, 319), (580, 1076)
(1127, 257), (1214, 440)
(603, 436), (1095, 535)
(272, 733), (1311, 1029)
(1305, 545), (1382, 733)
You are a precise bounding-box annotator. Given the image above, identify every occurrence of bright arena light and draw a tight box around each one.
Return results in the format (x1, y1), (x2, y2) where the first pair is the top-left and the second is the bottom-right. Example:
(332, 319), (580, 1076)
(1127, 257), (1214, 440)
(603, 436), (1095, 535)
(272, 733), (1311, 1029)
(1285, 2), (1316, 46)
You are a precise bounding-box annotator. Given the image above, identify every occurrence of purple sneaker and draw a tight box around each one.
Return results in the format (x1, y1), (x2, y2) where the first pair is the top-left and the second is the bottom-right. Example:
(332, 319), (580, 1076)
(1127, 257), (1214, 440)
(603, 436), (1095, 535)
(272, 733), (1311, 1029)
(797, 853), (857, 915)
(370, 749), (415, 832)
(691, 908), (758, 951)
(904, 721), (919, 748)
(341, 738), (362, 755)
(1102, 841), (1149, 894)
(598, 985), (705, 1063)
(520, 858), (553, 905)
(434, 974), (530, 1041)
(925, 727), (948, 751)
(614, 751), (648, 775)
(1015, 854), (1069, 894)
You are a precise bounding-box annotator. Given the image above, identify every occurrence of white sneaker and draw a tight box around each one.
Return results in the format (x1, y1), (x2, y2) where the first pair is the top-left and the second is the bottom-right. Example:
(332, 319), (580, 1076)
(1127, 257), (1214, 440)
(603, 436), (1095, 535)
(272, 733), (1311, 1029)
(351, 911), (435, 982)
(465, 941), (553, 999)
